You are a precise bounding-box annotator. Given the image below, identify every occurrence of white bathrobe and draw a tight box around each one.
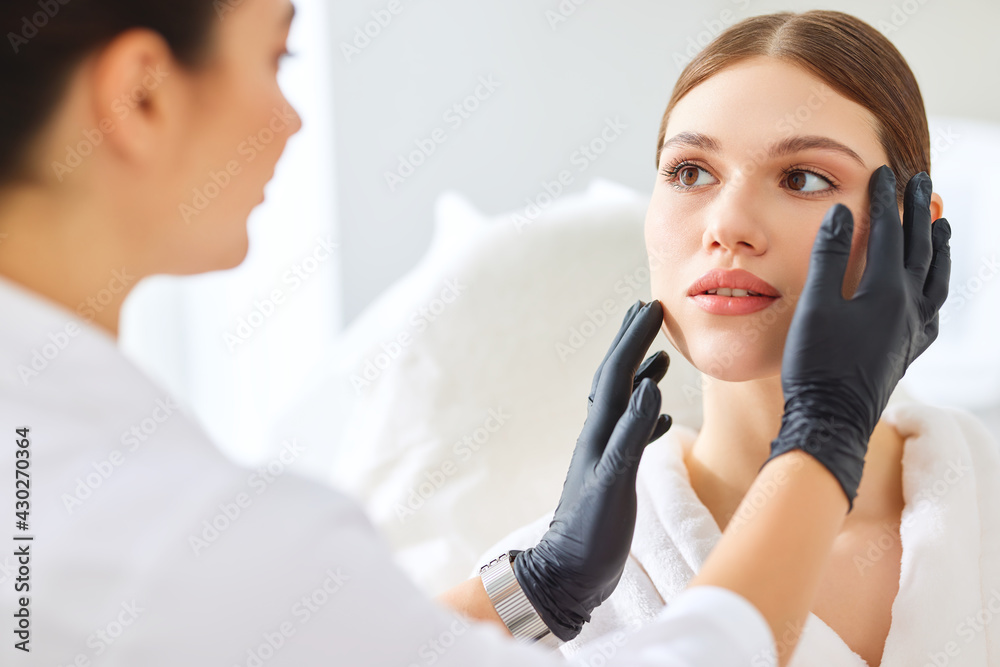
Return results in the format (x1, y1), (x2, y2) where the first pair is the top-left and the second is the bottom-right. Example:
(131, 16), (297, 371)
(474, 402), (1000, 665)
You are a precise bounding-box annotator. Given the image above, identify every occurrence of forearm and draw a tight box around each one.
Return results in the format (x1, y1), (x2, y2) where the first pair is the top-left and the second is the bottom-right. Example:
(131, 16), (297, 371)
(688, 450), (848, 666)
(437, 576), (512, 636)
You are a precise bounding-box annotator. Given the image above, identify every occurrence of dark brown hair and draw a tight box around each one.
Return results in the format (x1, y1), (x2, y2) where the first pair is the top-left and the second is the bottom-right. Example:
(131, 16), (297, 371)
(656, 10), (929, 201)
(1, 0), (218, 185)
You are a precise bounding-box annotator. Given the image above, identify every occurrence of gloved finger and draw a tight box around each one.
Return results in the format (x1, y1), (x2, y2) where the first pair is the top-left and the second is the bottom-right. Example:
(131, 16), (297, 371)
(574, 301), (663, 469)
(801, 203), (854, 304)
(634, 350), (670, 389)
(902, 172), (934, 284)
(585, 302), (664, 451)
(857, 165), (905, 297)
(648, 413), (673, 444)
(595, 378), (662, 481)
(589, 300), (644, 407)
(577, 302), (662, 466)
(923, 218), (952, 310)
(596, 301), (664, 404)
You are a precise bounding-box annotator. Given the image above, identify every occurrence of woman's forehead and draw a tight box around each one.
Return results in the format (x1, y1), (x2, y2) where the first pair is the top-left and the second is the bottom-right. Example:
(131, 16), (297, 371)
(663, 57), (885, 166)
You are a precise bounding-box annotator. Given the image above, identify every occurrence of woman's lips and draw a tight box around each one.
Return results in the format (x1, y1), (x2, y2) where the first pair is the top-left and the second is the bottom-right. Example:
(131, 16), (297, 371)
(689, 293), (779, 315)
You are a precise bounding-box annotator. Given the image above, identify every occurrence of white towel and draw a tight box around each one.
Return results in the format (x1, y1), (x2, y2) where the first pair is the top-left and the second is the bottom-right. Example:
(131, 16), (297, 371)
(473, 402), (1000, 665)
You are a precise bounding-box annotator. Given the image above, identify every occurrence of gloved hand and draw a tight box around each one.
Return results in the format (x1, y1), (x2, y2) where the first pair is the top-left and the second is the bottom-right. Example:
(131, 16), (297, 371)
(765, 166), (952, 509)
(512, 299), (673, 641)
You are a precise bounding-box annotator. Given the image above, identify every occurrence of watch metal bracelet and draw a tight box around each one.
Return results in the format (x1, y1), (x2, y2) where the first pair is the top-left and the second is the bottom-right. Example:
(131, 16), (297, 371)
(479, 552), (562, 650)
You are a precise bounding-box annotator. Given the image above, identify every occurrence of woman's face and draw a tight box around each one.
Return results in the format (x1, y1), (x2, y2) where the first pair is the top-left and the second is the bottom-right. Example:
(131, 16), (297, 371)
(646, 56), (907, 382)
(147, 0), (301, 274)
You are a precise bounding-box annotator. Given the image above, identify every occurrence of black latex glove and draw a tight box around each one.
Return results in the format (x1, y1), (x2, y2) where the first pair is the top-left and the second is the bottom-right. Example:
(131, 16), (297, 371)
(512, 299), (673, 641)
(765, 166), (952, 509)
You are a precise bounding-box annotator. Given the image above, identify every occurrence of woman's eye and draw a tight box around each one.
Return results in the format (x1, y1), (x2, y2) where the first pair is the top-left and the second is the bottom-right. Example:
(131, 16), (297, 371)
(675, 165), (714, 187)
(784, 170), (832, 193)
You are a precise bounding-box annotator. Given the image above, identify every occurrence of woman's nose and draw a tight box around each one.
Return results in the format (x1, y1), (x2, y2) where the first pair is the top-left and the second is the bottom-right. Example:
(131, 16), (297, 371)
(702, 183), (769, 256)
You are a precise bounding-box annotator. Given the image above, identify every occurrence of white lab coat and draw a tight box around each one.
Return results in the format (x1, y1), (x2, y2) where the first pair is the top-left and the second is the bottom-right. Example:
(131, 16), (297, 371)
(0, 274), (774, 666)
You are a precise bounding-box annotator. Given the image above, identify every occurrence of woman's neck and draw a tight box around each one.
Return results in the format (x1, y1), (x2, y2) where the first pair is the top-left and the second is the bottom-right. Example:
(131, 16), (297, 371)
(684, 372), (904, 532)
(684, 374), (784, 531)
(0, 184), (135, 339)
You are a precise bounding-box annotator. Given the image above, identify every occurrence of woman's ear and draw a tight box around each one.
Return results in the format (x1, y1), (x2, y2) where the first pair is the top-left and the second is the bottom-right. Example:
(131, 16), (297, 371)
(930, 191), (944, 222)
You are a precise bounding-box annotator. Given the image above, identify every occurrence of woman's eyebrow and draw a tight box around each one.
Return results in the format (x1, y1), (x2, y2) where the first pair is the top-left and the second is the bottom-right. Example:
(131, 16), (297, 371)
(770, 135), (866, 166)
(661, 131), (721, 153)
(661, 131), (866, 167)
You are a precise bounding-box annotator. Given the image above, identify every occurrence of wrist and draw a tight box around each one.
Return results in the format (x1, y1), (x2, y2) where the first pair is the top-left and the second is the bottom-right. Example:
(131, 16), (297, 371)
(479, 551), (563, 648)
(510, 547), (589, 642)
(766, 405), (868, 508)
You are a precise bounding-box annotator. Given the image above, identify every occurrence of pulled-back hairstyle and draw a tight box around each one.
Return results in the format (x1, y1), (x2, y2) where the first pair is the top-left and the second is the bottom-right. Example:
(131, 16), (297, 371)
(657, 10), (929, 202)
(0, 1), (218, 185)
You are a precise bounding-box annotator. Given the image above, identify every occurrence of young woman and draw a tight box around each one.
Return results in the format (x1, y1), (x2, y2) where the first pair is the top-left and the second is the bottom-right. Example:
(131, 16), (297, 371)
(477, 11), (1000, 667)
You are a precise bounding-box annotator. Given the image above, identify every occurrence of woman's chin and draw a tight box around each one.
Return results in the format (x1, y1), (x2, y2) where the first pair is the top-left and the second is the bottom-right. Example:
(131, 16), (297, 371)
(688, 345), (779, 383)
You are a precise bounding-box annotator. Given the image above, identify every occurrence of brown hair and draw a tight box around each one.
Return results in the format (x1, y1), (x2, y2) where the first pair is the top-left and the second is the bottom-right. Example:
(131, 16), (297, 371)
(0, 0), (218, 186)
(656, 10), (929, 201)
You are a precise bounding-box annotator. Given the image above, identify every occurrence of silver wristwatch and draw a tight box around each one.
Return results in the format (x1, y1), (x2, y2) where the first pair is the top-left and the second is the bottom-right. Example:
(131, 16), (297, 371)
(479, 551), (563, 650)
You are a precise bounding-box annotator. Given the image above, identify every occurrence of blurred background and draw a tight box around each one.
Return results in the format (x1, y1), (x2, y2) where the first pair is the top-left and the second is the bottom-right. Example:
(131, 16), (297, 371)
(117, 0), (1000, 591)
